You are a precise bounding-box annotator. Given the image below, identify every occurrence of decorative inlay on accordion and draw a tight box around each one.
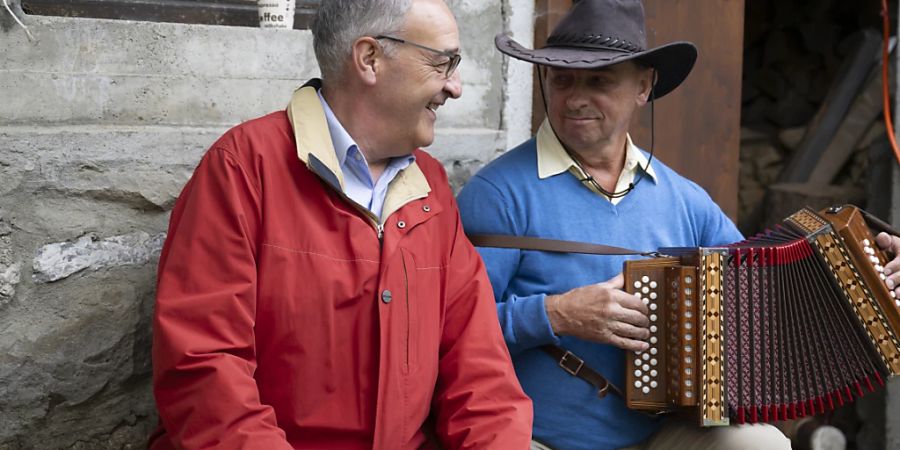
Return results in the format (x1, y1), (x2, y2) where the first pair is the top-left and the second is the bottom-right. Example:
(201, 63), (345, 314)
(624, 205), (900, 426)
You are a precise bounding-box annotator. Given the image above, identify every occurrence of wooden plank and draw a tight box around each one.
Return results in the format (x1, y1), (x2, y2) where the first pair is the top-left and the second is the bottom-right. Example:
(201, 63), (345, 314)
(21, 0), (320, 28)
(531, 0), (572, 134)
(807, 67), (884, 184)
(778, 29), (882, 183)
(631, 0), (745, 220)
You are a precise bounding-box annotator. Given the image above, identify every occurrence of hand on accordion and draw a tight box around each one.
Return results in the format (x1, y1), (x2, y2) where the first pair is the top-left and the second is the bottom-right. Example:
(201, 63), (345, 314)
(876, 232), (900, 297)
(544, 273), (652, 352)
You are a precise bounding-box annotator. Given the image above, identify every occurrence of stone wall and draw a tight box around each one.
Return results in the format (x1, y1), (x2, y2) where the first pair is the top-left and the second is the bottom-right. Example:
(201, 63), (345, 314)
(0, 0), (526, 447)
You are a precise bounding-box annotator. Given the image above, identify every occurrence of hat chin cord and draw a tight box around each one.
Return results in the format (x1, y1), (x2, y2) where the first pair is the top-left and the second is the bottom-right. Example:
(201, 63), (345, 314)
(537, 67), (657, 199)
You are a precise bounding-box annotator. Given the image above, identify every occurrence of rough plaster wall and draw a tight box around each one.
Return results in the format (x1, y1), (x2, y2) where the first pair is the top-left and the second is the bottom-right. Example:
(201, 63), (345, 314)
(0, 0), (513, 447)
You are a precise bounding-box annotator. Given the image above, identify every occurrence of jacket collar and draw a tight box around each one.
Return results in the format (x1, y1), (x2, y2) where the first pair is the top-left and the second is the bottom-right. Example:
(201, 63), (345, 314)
(286, 79), (432, 221)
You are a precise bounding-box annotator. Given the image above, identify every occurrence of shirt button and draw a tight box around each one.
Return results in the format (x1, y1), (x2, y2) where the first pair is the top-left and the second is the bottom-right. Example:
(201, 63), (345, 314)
(381, 289), (392, 304)
(423, 205), (431, 212)
(397, 221), (406, 229)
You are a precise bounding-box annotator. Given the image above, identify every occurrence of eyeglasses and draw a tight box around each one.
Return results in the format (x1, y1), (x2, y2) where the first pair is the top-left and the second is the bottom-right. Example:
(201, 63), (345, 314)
(375, 35), (462, 79)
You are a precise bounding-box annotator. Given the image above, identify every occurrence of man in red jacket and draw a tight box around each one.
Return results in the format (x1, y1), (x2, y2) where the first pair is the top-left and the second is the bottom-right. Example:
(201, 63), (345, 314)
(149, 0), (533, 448)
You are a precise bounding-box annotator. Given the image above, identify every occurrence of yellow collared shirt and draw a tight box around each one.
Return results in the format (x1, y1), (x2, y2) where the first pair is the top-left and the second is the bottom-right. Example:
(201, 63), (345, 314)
(535, 119), (656, 205)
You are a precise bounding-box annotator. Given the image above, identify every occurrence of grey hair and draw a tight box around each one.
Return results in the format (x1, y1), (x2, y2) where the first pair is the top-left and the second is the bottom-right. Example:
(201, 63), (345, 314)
(312, 0), (413, 82)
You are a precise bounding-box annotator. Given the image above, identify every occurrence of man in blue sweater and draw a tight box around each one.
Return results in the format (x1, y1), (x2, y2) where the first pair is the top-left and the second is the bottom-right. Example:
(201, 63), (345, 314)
(458, 0), (900, 449)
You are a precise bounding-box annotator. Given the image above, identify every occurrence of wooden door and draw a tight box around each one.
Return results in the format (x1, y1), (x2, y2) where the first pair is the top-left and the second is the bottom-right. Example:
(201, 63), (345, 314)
(532, 0), (745, 220)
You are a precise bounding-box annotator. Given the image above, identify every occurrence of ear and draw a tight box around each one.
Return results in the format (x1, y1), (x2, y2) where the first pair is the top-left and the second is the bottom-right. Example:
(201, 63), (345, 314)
(349, 37), (382, 86)
(636, 67), (655, 106)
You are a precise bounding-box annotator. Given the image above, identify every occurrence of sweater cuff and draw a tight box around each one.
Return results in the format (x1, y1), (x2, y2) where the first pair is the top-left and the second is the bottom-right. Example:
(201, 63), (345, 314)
(510, 293), (561, 351)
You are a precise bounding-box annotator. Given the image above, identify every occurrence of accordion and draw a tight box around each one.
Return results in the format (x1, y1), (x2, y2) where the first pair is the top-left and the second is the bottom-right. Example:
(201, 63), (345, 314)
(624, 205), (900, 426)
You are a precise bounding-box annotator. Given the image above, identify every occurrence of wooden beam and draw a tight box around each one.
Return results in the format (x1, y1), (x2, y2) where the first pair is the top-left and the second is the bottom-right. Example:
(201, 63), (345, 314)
(778, 29), (882, 183)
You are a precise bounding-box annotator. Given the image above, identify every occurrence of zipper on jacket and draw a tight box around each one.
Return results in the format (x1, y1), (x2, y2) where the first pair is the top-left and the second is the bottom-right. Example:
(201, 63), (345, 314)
(376, 222), (384, 241)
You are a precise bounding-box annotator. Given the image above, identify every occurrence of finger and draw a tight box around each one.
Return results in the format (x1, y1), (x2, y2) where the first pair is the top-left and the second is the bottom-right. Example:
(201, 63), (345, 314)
(616, 305), (651, 328)
(600, 273), (624, 289)
(885, 273), (900, 296)
(618, 292), (650, 316)
(612, 321), (651, 341)
(879, 233), (900, 276)
(876, 232), (900, 256)
(609, 335), (650, 353)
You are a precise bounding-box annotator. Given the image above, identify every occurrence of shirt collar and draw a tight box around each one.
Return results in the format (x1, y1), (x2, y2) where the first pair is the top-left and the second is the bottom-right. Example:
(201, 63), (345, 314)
(317, 90), (359, 166)
(535, 119), (657, 182)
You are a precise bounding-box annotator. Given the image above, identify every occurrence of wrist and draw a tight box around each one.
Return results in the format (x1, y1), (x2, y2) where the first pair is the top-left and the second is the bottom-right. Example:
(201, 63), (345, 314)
(545, 294), (567, 336)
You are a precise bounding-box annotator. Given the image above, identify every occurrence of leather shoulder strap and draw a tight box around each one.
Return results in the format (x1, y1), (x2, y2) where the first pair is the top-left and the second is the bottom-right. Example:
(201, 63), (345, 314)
(467, 233), (648, 256)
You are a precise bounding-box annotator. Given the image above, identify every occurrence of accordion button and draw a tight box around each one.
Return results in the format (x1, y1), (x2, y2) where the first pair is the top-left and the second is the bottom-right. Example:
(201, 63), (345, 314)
(685, 392), (693, 398)
(642, 276), (650, 283)
(634, 369), (642, 377)
(642, 287), (650, 294)
(685, 276), (693, 284)
(634, 281), (642, 289)
(685, 334), (693, 341)
(872, 256), (881, 264)
(634, 381), (642, 388)
(650, 292), (658, 300)
(650, 348), (658, 355)
(881, 273), (888, 280)
(651, 369), (658, 377)
(650, 314), (658, 322)
(642, 353), (650, 361)
(685, 323), (693, 330)
(864, 239), (871, 246)
(650, 325), (658, 333)
(642, 375), (650, 383)
(651, 359), (658, 366)
(650, 304), (658, 311)
(642, 298), (650, 305)
(650, 281), (658, 289)
(651, 381), (658, 388)
(642, 386), (650, 394)
(643, 364), (650, 371)
(634, 358), (642, 366)
(685, 380), (693, 387)
(650, 337), (658, 344)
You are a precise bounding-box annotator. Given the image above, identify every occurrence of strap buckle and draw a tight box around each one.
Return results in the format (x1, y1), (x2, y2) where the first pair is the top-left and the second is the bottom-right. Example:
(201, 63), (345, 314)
(558, 350), (584, 376)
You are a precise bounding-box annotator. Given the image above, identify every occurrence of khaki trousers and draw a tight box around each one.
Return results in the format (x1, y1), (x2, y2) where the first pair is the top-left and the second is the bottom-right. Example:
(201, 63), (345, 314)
(530, 420), (790, 450)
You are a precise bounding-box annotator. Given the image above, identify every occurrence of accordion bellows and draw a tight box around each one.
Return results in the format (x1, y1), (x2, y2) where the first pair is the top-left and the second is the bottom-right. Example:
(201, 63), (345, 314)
(624, 205), (900, 426)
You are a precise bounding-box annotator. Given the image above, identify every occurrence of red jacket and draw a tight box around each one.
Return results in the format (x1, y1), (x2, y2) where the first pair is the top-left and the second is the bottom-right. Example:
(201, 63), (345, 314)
(150, 82), (532, 449)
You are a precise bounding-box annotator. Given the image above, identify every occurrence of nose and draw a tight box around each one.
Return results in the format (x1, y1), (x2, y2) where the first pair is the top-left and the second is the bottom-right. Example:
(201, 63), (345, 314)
(443, 70), (462, 99)
(564, 85), (588, 111)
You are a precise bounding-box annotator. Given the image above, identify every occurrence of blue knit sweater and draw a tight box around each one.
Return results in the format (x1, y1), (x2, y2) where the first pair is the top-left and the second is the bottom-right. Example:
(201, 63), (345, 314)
(457, 138), (742, 450)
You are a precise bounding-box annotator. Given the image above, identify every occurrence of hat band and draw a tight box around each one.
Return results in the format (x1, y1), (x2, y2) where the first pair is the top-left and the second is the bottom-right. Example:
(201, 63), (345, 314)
(547, 33), (643, 54)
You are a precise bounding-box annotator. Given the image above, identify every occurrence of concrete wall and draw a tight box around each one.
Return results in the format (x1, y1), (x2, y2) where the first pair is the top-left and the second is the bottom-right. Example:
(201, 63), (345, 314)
(0, 0), (531, 447)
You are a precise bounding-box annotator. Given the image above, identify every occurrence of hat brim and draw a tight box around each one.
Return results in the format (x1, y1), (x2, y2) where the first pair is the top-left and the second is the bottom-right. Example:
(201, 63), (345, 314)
(495, 34), (697, 99)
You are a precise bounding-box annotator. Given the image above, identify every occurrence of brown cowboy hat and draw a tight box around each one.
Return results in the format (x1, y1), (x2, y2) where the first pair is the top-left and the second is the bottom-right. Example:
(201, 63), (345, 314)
(495, 0), (697, 99)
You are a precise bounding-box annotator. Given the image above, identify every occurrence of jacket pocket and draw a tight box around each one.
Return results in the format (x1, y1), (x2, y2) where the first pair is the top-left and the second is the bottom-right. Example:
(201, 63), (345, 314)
(400, 248), (446, 377)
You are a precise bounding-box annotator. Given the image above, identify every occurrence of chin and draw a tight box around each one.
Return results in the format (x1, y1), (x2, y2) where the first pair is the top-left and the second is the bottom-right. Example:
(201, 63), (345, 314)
(413, 130), (436, 150)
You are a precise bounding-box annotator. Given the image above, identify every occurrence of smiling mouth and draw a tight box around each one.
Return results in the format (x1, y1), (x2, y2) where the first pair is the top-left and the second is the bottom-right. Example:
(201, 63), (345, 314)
(427, 103), (440, 112)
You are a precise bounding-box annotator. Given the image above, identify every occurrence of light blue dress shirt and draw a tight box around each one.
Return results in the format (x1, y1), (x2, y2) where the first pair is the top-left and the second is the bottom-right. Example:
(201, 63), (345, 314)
(318, 90), (415, 219)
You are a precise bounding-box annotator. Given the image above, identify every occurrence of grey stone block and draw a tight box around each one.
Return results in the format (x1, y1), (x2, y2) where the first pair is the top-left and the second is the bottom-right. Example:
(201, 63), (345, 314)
(33, 231), (165, 283)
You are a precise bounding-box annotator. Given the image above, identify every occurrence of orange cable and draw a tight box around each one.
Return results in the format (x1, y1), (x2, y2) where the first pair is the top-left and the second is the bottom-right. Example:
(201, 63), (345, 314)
(882, 0), (900, 166)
